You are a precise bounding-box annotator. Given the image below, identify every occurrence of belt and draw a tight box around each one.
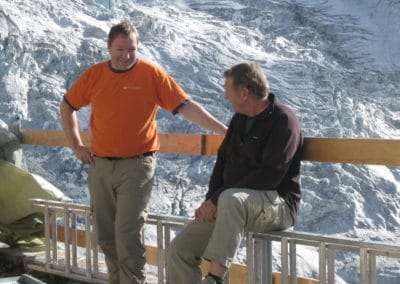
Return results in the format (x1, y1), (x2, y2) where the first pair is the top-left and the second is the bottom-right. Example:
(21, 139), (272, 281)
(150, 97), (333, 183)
(95, 151), (155, 161)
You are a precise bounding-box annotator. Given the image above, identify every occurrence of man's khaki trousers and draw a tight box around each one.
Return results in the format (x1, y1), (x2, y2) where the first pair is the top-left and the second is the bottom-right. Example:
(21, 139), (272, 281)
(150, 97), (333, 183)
(167, 188), (293, 284)
(89, 155), (156, 284)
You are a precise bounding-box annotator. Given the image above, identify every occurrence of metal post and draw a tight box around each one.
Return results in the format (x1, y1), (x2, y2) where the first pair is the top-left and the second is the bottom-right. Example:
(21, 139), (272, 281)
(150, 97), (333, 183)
(71, 213), (78, 268)
(254, 238), (261, 283)
(92, 216), (100, 274)
(85, 210), (92, 278)
(44, 204), (51, 271)
(64, 207), (71, 273)
(281, 237), (289, 284)
(369, 252), (376, 284)
(327, 246), (335, 283)
(263, 239), (273, 284)
(360, 247), (368, 284)
(157, 219), (164, 284)
(319, 242), (327, 284)
(247, 232), (255, 284)
(165, 225), (172, 282)
(289, 240), (297, 284)
(51, 212), (57, 263)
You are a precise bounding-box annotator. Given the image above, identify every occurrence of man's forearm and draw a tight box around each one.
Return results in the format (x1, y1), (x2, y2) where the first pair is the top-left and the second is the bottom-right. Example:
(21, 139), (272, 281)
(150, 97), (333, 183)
(178, 100), (227, 134)
(59, 100), (83, 149)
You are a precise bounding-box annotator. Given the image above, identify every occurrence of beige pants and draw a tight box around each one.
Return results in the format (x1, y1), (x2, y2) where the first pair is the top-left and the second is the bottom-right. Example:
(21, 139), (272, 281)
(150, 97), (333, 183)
(88, 155), (156, 284)
(167, 188), (294, 284)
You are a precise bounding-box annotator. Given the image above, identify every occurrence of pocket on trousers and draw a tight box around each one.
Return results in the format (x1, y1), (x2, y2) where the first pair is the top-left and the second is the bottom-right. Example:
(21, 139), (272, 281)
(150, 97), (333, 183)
(253, 192), (282, 232)
(264, 190), (280, 205)
(141, 155), (156, 180)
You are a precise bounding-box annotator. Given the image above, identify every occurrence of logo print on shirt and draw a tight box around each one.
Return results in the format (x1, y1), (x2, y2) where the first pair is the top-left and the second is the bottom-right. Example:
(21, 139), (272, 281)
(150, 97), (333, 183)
(123, 86), (142, 90)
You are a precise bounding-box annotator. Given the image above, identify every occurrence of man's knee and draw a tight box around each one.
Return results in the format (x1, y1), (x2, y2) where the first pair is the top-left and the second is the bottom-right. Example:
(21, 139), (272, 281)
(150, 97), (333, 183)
(218, 188), (246, 210)
(168, 237), (180, 260)
(99, 239), (117, 258)
(168, 231), (203, 267)
(169, 234), (190, 259)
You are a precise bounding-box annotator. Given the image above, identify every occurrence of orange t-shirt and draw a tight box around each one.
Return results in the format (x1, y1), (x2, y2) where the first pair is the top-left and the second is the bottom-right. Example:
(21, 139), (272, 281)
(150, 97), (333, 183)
(65, 59), (189, 157)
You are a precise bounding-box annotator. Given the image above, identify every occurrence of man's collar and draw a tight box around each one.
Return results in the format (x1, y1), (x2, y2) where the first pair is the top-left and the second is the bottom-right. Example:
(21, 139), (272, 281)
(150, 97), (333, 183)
(251, 93), (275, 119)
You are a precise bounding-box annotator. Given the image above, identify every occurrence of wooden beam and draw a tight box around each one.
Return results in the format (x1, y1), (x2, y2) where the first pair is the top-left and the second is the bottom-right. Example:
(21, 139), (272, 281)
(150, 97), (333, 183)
(19, 129), (223, 156)
(159, 133), (201, 155)
(20, 129), (90, 147)
(20, 129), (400, 165)
(273, 272), (319, 284)
(54, 225), (161, 264)
(302, 137), (400, 166)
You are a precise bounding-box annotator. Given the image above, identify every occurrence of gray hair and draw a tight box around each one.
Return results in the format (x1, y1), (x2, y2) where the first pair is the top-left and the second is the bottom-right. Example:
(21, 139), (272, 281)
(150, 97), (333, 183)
(224, 62), (269, 99)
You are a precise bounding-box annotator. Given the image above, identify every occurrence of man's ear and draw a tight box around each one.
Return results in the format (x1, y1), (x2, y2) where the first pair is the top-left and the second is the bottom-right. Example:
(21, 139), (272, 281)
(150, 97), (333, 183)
(241, 86), (250, 100)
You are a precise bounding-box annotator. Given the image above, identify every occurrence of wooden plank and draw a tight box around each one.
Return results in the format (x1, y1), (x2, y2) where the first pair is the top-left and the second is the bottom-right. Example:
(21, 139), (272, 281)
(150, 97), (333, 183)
(273, 272), (319, 284)
(302, 137), (400, 166)
(20, 129), (400, 165)
(55, 225), (160, 266)
(158, 133), (202, 155)
(227, 263), (248, 283)
(145, 245), (158, 266)
(19, 129), (222, 156)
(20, 129), (90, 147)
(203, 134), (224, 155)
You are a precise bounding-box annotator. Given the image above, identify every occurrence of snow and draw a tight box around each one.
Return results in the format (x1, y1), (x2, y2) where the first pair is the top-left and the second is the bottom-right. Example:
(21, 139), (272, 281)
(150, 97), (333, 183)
(0, 0), (399, 282)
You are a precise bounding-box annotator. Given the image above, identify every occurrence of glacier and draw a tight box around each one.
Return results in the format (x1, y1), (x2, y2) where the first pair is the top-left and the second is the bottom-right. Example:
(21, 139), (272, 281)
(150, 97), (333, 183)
(0, 0), (399, 282)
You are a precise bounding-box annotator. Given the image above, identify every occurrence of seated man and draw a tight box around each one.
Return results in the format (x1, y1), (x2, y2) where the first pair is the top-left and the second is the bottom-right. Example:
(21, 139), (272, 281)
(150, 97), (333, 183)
(167, 62), (303, 284)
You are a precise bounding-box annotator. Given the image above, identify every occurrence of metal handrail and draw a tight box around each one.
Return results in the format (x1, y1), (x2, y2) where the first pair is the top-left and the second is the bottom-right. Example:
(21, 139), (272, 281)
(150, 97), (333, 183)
(28, 199), (400, 284)
(28, 198), (192, 284)
(247, 231), (400, 284)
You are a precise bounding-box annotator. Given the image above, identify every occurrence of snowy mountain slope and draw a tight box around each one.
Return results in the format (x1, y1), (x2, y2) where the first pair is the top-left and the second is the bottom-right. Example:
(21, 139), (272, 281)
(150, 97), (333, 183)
(0, 0), (399, 282)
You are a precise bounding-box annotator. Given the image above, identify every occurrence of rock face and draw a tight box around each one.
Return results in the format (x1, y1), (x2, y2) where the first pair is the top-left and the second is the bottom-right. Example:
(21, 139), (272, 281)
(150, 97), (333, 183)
(0, 0), (399, 281)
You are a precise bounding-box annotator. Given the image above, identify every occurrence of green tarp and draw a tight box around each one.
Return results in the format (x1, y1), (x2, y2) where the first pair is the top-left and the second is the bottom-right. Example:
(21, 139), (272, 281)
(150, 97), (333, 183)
(0, 159), (69, 225)
(0, 120), (70, 248)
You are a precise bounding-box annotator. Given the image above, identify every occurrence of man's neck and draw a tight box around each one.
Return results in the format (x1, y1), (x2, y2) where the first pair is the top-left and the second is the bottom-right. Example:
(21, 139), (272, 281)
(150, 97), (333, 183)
(247, 97), (270, 117)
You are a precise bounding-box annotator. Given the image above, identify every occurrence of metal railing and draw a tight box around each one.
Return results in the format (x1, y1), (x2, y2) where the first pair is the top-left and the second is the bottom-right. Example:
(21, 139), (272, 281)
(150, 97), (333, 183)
(27, 198), (191, 284)
(247, 231), (400, 284)
(27, 199), (400, 284)
(27, 199), (106, 283)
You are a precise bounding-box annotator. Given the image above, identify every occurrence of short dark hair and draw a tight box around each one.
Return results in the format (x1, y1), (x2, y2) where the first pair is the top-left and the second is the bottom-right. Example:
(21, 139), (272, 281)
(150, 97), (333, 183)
(108, 21), (140, 45)
(224, 62), (269, 99)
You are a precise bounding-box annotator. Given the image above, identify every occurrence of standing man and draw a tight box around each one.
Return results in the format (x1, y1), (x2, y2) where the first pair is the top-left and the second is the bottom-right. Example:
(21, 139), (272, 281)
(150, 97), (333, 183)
(60, 21), (227, 284)
(167, 62), (303, 284)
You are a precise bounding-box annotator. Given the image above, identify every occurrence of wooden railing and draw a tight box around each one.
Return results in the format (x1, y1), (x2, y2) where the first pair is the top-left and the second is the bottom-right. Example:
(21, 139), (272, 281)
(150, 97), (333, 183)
(20, 129), (400, 165)
(19, 129), (400, 283)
